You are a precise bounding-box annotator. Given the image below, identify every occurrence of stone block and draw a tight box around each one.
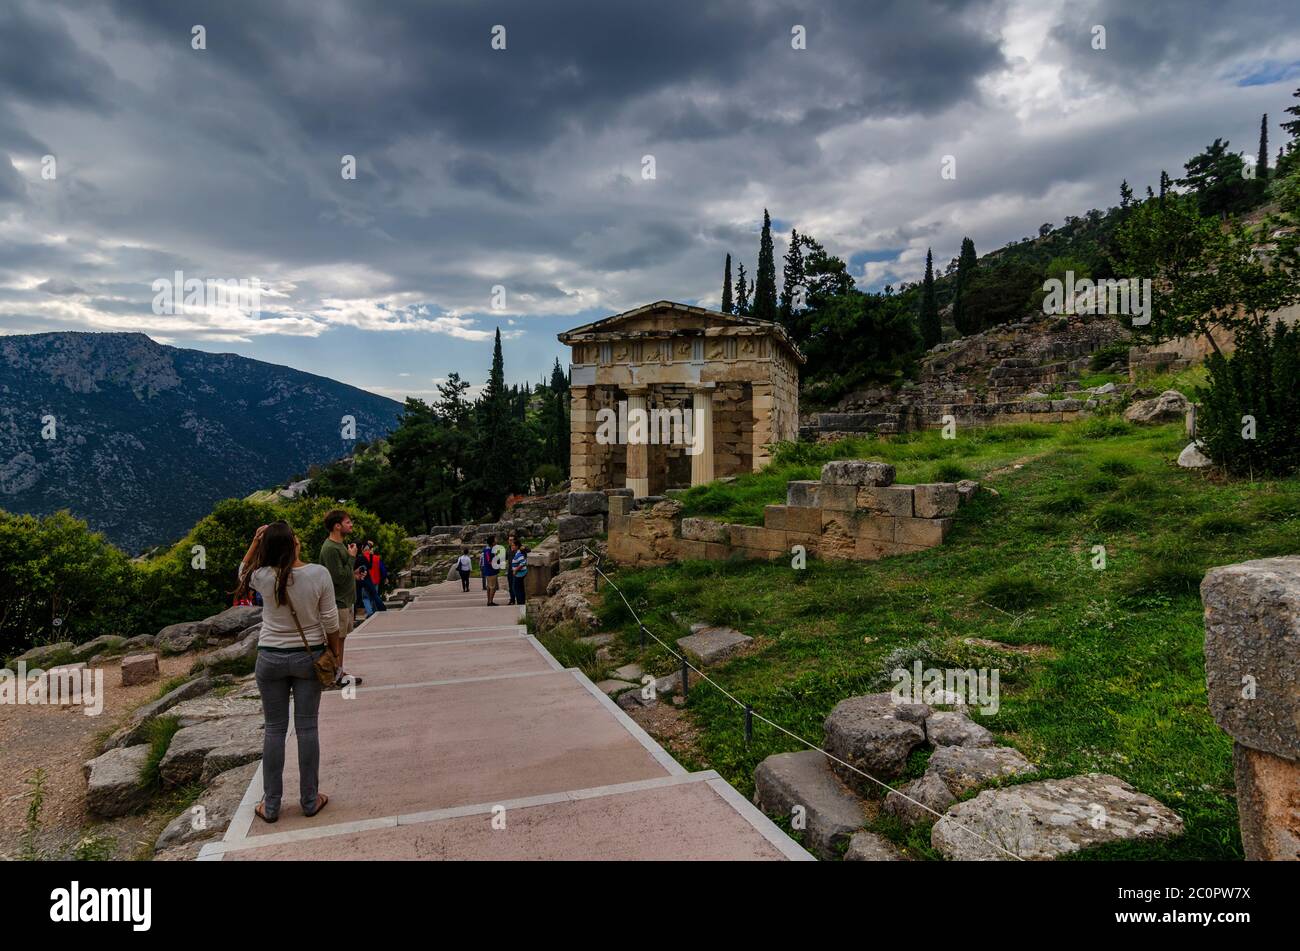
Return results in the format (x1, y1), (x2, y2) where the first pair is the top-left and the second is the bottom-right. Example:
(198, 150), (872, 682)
(913, 483), (960, 519)
(607, 513), (630, 536)
(753, 750), (865, 860)
(557, 513), (604, 541)
(1200, 556), (1300, 760)
(857, 485), (914, 517)
(783, 505), (823, 536)
(1231, 742), (1300, 861)
(895, 517), (953, 548)
(823, 694), (929, 792)
(678, 625), (752, 666)
(607, 495), (631, 516)
(568, 491), (608, 516)
(681, 518), (729, 543)
(84, 745), (153, 819)
(820, 460), (896, 487)
(121, 652), (160, 686)
(763, 504), (790, 531)
(816, 483), (859, 512)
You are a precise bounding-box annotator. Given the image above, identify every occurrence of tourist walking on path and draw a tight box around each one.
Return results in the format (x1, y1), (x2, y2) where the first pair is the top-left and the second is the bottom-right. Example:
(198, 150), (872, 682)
(368, 544), (389, 605)
(319, 509), (364, 687)
(508, 538), (528, 605)
(457, 548), (472, 591)
(481, 535), (500, 606)
(236, 522), (337, 823)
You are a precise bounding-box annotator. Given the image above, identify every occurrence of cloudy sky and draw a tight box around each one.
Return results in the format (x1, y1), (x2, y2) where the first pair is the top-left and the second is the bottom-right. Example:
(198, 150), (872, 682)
(1, 0), (1297, 401)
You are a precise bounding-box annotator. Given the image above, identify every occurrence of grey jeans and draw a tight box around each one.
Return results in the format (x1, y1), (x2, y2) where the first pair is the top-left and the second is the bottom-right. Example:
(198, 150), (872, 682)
(255, 648), (324, 818)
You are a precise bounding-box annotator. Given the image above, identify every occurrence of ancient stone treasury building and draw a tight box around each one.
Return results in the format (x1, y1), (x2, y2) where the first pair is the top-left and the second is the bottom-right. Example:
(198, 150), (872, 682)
(559, 301), (804, 496)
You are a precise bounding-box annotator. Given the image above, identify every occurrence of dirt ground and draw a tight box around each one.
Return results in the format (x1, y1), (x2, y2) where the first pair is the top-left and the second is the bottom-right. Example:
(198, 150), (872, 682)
(0, 653), (199, 860)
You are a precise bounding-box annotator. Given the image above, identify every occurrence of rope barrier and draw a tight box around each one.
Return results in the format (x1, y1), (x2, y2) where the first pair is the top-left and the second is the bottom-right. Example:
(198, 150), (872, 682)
(580, 545), (1024, 861)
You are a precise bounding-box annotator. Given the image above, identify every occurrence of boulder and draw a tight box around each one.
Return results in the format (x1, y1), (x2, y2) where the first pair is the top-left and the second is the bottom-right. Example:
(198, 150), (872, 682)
(932, 773), (1184, 861)
(1123, 389), (1189, 424)
(1094, 381), (1117, 395)
(10, 641), (74, 668)
(120, 634), (156, 651)
(84, 745), (153, 818)
(1177, 442), (1213, 469)
(820, 460), (895, 487)
(883, 771), (958, 826)
(193, 626), (260, 673)
(156, 620), (212, 655)
(595, 679), (635, 696)
(843, 831), (905, 861)
(121, 652), (159, 686)
(926, 710), (994, 748)
(530, 566), (599, 634)
(557, 513), (605, 541)
(568, 491), (608, 516)
(677, 625), (752, 666)
(753, 750), (867, 859)
(204, 605), (263, 639)
(925, 745), (1037, 797)
(166, 695), (264, 728)
(154, 761), (260, 852)
(158, 716), (263, 786)
(69, 635), (126, 663)
(446, 563), (461, 582)
(101, 674), (221, 751)
(823, 695), (929, 791)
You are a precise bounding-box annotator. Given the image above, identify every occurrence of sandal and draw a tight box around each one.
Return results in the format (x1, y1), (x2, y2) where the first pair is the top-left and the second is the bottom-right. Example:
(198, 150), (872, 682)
(255, 801), (278, 824)
(304, 793), (329, 818)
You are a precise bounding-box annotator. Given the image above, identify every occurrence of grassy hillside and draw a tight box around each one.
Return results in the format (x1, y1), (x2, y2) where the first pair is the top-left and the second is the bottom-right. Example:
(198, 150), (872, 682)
(581, 418), (1300, 860)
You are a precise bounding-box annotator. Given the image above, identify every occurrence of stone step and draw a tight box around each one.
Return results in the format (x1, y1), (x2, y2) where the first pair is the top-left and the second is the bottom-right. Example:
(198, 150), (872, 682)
(753, 750), (868, 859)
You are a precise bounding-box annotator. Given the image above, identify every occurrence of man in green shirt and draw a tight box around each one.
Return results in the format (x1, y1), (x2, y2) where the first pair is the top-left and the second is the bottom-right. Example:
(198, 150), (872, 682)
(320, 509), (364, 687)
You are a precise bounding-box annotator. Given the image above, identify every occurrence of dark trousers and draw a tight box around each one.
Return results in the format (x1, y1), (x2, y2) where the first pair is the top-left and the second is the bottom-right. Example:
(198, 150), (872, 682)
(459, 569), (471, 591)
(255, 648), (323, 818)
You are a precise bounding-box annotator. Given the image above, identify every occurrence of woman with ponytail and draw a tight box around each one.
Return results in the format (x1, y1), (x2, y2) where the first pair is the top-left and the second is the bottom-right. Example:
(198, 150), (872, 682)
(236, 522), (340, 823)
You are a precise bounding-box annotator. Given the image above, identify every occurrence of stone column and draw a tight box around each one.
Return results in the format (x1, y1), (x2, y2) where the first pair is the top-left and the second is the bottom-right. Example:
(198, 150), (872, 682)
(1201, 556), (1300, 860)
(689, 384), (715, 486)
(625, 386), (649, 498)
(752, 381), (775, 471)
(569, 385), (598, 490)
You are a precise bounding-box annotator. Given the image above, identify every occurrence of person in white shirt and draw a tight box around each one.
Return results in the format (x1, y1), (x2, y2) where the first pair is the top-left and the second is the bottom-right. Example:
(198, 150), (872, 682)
(457, 548), (472, 591)
(235, 522), (339, 823)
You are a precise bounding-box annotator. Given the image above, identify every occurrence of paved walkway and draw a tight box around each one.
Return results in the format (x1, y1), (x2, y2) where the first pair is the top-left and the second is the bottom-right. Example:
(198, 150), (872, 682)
(198, 580), (809, 861)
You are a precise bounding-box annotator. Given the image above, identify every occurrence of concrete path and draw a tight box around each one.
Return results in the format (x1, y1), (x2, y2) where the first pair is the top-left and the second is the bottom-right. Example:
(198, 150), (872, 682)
(198, 580), (809, 861)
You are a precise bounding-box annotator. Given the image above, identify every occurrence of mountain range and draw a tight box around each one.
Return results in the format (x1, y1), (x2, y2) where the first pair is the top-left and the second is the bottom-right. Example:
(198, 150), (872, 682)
(0, 332), (403, 552)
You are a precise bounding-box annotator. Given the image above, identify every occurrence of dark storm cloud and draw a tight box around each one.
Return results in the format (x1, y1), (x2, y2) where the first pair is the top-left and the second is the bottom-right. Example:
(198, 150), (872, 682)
(0, 4), (117, 108)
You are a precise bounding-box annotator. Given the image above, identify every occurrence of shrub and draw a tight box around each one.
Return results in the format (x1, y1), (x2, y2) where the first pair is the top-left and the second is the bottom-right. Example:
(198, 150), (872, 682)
(933, 461), (974, 482)
(1039, 489), (1089, 515)
(1079, 417), (1132, 439)
(1098, 457), (1137, 477)
(1094, 503), (1143, 531)
(1089, 342), (1132, 371)
(980, 574), (1050, 611)
(1197, 321), (1300, 476)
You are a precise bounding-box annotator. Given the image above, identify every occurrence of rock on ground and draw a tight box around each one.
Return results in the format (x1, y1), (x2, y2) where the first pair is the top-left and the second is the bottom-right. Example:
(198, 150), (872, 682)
(193, 626), (260, 673)
(203, 605), (263, 639)
(820, 460), (896, 487)
(677, 625), (752, 666)
(844, 831), (904, 861)
(159, 716), (263, 786)
(166, 694), (264, 727)
(10, 641), (74, 668)
(753, 750), (866, 860)
(932, 773), (1184, 860)
(155, 761), (259, 852)
(1177, 442), (1213, 468)
(83, 745), (153, 819)
(101, 674), (222, 751)
(926, 710), (994, 748)
(925, 745), (1037, 796)
(530, 566), (599, 634)
(120, 652), (159, 686)
(883, 771), (958, 827)
(1123, 389), (1189, 424)
(823, 694), (929, 791)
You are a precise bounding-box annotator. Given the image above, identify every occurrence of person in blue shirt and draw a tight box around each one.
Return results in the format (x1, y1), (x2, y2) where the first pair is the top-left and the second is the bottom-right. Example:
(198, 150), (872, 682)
(480, 535), (500, 606)
(508, 536), (529, 605)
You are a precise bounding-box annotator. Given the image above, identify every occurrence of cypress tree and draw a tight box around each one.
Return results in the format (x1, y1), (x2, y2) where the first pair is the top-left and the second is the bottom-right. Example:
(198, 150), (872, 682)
(1159, 170), (1170, 201)
(721, 253), (733, 314)
(1257, 114), (1269, 182)
(736, 262), (750, 316)
(1281, 85), (1300, 141)
(753, 209), (777, 321)
(952, 237), (978, 336)
(779, 228), (804, 325)
(919, 248), (941, 349)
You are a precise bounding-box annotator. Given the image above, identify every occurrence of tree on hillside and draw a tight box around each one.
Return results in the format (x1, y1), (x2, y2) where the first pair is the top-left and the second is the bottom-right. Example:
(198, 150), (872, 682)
(753, 209), (778, 321)
(1279, 86), (1300, 177)
(735, 262), (750, 315)
(721, 253), (733, 314)
(1257, 114), (1269, 183)
(952, 237), (979, 335)
(467, 328), (523, 517)
(779, 228), (804, 327)
(1119, 180), (1134, 210)
(540, 359), (570, 476)
(919, 248), (941, 349)
(1177, 138), (1253, 218)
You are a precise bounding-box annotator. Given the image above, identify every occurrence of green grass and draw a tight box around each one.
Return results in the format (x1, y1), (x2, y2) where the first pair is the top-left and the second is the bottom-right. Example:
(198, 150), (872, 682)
(139, 716), (181, 790)
(599, 417), (1300, 860)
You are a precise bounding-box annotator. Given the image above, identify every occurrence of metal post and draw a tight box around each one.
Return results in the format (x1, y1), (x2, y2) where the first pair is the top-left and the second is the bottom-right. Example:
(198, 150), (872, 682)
(640, 624), (647, 649)
(680, 654), (689, 701)
(745, 704), (753, 743)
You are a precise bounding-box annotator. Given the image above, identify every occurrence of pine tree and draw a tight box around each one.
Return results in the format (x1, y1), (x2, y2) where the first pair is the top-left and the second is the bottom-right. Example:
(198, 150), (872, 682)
(919, 248), (940, 349)
(735, 262), (750, 316)
(1257, 114), (1269, 182)
(1159, 170), (1170, 201)
(721, 254), (733, 314)
(753, 209), (777, 321)
(779, 228), (804, 325)
(952, 237), (978, 336)
(470, 328), (519, 516)
(1119, 180), (1134, 209)
(1281, 85), (1300, 141)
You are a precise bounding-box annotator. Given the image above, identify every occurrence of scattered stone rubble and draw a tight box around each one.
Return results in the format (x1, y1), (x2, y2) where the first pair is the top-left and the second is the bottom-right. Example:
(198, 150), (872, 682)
(753, 690), (1184, 861)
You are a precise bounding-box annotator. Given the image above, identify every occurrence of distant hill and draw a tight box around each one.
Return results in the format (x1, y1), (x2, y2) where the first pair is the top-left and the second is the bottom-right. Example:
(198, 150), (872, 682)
(0, 332), (402, 552)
